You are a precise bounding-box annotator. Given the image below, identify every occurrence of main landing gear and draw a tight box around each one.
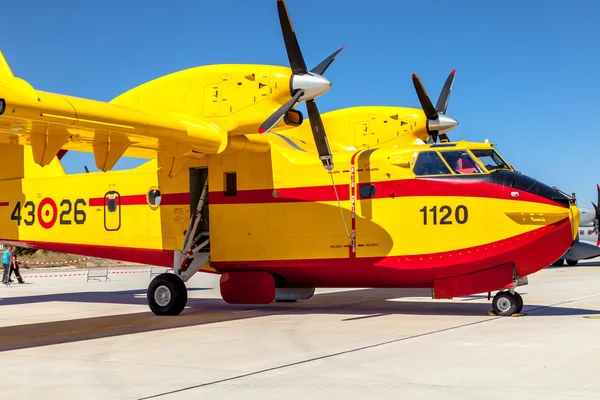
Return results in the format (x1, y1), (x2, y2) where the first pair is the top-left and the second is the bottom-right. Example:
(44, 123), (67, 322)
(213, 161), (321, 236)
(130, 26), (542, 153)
(147, 171), (211, 316)
(147, 273), (188, 315)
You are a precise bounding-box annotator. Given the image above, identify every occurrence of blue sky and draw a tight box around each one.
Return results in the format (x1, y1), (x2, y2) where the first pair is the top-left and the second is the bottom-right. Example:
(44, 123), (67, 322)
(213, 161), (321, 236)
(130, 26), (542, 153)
(2, 0), (599, 205)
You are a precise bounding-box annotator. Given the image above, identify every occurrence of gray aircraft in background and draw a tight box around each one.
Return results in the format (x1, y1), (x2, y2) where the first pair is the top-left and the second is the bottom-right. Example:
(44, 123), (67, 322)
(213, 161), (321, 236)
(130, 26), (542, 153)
(552, 185), (600, 266)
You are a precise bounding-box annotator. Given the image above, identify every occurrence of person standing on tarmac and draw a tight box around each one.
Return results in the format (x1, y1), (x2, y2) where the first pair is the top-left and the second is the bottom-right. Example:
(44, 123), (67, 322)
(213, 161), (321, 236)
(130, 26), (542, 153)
(2, 246), (12, 284)
(9, 249), (24, 284)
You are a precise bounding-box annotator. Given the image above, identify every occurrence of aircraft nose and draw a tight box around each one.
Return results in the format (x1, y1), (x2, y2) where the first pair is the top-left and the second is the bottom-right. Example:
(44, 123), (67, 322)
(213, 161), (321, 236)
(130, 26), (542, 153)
(291, 73), (332, 101)
(570, 203), (580, 241)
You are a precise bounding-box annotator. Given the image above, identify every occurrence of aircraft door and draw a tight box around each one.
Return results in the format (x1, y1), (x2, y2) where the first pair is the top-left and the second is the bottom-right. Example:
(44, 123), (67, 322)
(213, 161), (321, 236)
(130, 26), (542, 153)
(104, 191), (121, 231)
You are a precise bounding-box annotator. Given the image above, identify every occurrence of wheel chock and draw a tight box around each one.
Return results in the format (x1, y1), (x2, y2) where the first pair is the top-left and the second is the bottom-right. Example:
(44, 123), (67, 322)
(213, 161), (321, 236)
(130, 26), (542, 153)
(487, 311), (528, 317)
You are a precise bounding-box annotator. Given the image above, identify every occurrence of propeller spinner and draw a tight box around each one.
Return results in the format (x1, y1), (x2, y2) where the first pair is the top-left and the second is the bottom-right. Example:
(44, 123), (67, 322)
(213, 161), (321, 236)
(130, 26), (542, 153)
(258, 0), (344, 170)
(412, 70), (459, 143)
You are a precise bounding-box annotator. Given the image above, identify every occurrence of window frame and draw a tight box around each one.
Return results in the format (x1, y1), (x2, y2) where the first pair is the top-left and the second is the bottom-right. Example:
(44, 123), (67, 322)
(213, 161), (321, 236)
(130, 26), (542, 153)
(469, 148), (513, 173)
(412, 150), (455, 177)
(438, 149), (486, 175)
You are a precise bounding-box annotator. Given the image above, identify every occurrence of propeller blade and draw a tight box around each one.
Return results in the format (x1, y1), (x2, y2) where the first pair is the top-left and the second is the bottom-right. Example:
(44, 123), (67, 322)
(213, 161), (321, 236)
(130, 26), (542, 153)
(277, 0), (307, 75)
(412, 73), (438, 120)
(310, 46), (345, 76)
(258, 90), (304, 134)
(596, 184), (600, 215)
(438, 133), (450, 143)
(435, 70), (456, 114)
(306, 99), (333, 169)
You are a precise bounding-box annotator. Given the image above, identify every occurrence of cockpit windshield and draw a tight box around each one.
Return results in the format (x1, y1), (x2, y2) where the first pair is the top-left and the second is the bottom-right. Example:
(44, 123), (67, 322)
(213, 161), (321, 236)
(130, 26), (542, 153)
(439, 150), (484, 174)
(413, 152), (451, 176)
(470, 149), (511, 172)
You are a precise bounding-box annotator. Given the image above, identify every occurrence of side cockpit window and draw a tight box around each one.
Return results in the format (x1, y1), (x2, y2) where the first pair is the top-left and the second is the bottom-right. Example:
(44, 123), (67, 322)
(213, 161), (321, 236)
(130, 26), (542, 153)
(440, 150), (484, 174)
(471, 149), (511, 172)
(413, 152), (451, 176)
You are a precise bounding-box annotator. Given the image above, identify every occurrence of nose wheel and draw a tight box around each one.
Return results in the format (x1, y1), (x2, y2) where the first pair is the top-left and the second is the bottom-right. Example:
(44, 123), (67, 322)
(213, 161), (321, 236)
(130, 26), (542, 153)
(492, 291), (523, 316)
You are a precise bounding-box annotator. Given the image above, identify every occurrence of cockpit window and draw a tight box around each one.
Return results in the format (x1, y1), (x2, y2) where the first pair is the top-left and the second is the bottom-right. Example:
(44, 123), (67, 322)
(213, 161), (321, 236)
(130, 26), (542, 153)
(470, 150), (511, 172)
(440, 150), (484, 174)
(413, 152), (451, 176)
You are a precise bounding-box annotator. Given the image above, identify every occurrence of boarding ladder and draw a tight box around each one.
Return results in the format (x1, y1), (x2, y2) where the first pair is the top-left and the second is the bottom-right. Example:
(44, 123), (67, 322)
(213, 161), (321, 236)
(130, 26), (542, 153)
(175, 177), (210, 282)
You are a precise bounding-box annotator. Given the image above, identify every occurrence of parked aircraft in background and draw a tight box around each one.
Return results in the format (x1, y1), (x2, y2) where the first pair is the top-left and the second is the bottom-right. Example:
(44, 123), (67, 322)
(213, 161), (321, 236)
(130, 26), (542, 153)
(552, 185), (600, 266)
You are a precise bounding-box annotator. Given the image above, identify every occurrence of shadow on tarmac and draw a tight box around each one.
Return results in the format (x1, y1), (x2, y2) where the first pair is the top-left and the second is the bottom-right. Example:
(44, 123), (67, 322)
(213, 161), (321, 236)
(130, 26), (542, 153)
(0, 287), (598, 352)
(0, 288), (209, 306)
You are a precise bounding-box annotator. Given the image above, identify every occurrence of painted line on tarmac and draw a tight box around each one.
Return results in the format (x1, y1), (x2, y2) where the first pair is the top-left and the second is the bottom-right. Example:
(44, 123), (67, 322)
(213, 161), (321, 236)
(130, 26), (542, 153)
(136, 315), (503, 399)
(137, 291), (600, 399)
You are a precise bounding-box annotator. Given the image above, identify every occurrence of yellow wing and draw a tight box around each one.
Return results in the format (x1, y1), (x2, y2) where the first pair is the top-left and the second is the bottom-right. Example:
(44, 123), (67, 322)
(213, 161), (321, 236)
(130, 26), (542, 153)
(0, 51), (294, 175)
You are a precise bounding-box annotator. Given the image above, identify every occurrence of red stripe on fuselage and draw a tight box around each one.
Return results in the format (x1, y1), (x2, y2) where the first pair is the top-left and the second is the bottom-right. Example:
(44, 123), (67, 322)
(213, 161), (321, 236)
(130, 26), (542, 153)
(210, 185), (350, 205)
(210, 178), (563, 207)
(81, 179), (560, 208)
(0, 202), (9, 207)
(88, 193), (190, 207)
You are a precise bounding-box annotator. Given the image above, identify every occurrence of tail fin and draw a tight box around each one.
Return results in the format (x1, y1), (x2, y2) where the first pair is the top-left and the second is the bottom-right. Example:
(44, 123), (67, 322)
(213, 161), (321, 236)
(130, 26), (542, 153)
(0, 51), (14, 79)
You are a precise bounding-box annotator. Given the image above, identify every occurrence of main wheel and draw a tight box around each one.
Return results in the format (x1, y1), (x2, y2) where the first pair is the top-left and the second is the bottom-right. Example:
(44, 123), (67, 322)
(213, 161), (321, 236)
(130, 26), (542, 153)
(147, 273), (188, 316)
(551, 258), (565, 267)
(566, 259), (579, 266)
(492, 292), (518, 316)
(514, 292), (523, 314)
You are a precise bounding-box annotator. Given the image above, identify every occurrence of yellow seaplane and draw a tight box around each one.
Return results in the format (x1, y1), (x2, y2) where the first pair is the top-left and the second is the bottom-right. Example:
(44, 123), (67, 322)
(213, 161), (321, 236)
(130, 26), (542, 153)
(0, 0), (579, 317)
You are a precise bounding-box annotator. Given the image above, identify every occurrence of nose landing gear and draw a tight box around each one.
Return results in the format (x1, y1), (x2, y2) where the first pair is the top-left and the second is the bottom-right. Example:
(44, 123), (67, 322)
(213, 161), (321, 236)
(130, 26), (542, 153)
(491, 290), (524, 316)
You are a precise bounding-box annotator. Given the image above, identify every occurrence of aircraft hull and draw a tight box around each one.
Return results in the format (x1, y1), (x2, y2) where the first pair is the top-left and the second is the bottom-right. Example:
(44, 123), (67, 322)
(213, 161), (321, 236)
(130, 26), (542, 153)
(210, 218), (571, 294)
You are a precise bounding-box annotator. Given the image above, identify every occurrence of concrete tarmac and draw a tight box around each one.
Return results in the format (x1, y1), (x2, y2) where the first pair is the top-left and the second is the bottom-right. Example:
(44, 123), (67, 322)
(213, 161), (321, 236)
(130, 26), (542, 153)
(0, 261), (599, 399)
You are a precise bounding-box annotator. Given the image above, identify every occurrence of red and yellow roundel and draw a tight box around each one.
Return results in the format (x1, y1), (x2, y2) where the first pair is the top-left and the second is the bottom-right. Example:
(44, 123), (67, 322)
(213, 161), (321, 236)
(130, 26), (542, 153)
(37, 198), (57, 229)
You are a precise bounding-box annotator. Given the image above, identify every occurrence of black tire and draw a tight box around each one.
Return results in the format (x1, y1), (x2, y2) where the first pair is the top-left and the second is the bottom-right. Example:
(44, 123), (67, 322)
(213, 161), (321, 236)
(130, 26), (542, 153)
(566, 259), (578, 266)
(551, 258), (565, 267)
(514, 292), (523, 314)
(275, 299), (297, 303)
(147, 273), (187, 316)
(492, 292), (517, 316)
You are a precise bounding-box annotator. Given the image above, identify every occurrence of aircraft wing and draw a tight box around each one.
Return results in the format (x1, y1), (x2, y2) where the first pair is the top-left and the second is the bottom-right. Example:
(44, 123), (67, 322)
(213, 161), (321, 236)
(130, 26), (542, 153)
(0, 51), (230, 175)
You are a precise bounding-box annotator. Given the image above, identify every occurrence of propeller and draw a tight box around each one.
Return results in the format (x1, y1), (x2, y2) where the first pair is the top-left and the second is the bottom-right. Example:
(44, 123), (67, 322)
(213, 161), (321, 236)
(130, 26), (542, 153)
(258, 0), (344, 170)
(593, 184), (600, 244)
(412, 70), (459, 143)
